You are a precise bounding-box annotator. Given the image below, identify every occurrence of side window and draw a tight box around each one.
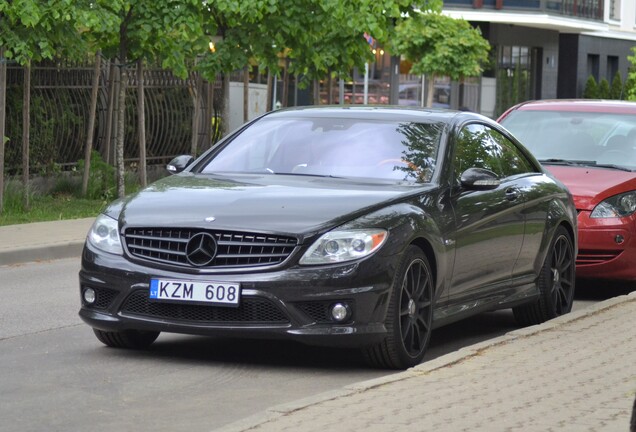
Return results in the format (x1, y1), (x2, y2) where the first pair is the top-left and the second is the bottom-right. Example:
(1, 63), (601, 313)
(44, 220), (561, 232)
(454, 124), (504, 181)
(486, 127), (536, 176)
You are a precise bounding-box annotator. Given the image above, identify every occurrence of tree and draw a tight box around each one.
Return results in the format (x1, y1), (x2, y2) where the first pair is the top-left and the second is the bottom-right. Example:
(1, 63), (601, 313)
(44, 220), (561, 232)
(0, 0), (85, 211)
(391, 10), (490, 107)
(598, 78), (610, 99)
(80, 1), (206, 197)
(610, 71), (624, 100)
(625, 48), (636, 101)
(583, 76), (598, 99)
(195, 0), (422, 133)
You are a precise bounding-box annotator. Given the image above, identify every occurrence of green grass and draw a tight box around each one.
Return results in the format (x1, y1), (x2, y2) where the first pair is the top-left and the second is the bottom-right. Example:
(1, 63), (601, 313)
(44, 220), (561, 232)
(0, 193), (107, 226)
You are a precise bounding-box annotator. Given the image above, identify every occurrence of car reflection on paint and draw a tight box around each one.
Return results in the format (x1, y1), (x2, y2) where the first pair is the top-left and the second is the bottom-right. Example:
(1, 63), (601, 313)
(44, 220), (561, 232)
(499, 100), (636, 282)
(79, 106), (577, 369)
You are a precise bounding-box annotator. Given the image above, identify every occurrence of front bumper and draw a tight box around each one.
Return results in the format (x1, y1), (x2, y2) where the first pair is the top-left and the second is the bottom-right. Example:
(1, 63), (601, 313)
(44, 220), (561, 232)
(575, 211), (636, 280)
(79, 242), (400, 347)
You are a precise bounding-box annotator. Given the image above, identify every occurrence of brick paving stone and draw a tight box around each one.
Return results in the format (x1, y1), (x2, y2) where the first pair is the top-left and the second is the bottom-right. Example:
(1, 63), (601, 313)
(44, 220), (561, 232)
(217, 297), (636, 432)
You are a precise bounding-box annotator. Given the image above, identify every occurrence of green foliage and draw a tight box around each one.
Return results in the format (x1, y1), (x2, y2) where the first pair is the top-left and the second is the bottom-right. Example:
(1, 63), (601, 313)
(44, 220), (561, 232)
(625, 48), (636, 101)
(0, 181), (106, 226)
(597, 78), (610, 99)
(0, 0), (86, 65)
(196, 0), (431, 83)
(391, 11), (490, 80)
(610, 71), (624, 100)
(77, 151), (116, 200)
(583, 76), (598, 99)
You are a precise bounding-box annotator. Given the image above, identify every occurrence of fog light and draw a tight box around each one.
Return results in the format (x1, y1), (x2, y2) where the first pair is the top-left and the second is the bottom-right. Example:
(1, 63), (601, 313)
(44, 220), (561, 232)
(330, 303), (350, 322)
(84, 288), (96, 304)
(615, 235), (625, 244)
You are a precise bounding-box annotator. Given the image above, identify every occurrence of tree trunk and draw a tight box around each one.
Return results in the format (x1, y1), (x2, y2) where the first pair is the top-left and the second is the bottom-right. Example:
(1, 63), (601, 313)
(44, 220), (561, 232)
(116, 65), (127, 198)
(220, 72), (230, 138)
(137, 58), (146, 188)
(426, 74), (436, 108)
(266, 72), (272, 112)
(22, 64), (31, 211)
(103, 61), (116, 165)
(243, 65), (249, 123)
(82, 51), (102, 196)
(313, 79), (320, 105)
(190, 71), (202, 156)
(0, 47), (7, 214)
(282, 60), (289, 107)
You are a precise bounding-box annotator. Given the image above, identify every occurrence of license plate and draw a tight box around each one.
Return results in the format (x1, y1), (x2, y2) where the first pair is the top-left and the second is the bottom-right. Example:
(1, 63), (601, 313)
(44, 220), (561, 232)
(149, 279), (240, 307)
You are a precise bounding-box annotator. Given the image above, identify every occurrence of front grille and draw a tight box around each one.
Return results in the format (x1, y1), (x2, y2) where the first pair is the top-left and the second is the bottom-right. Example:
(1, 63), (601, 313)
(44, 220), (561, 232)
(576, 249), (621, 266)
(120, 290), (289, 324)
(124, 227), (297, 269)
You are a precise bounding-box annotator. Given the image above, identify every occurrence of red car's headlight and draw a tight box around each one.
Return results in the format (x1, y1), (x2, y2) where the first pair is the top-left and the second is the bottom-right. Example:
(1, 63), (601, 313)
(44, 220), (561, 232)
(590, 191), (636, 218)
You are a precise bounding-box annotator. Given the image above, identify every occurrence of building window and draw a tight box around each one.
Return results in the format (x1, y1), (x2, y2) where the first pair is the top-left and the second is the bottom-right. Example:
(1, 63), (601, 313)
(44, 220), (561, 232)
(496, 45), (534, 117)
(587, 54), (600, 81)
(608, 56), (619, 81)
(610, 0), (621, 20)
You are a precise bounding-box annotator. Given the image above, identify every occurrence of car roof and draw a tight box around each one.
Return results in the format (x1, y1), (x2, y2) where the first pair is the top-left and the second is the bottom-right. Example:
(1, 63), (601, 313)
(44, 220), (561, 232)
(263, 105), (484, 124)
(509, 99), (636, 114)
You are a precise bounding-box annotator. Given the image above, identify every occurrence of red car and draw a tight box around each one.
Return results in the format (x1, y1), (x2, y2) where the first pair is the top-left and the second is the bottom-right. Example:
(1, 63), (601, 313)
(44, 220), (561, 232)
(499, 100), (636, 281)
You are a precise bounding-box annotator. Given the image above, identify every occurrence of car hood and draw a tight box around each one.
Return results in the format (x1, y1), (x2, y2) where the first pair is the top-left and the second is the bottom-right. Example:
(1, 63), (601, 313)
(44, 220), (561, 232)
(114, 173), (421, 236)
(545, 165), (636, 210)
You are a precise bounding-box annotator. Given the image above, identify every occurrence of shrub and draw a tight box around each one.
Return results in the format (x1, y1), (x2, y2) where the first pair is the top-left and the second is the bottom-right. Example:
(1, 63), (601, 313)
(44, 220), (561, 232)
(583, 76), (598, 99)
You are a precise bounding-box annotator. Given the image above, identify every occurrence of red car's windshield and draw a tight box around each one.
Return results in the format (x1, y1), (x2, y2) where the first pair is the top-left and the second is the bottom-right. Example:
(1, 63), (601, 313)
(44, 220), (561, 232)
(501, 109), (636, 170)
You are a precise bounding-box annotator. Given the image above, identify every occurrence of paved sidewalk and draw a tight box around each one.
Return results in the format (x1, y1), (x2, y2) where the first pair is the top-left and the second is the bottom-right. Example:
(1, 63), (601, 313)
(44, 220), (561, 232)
(218, 294), (636, 432)
(0, 217), (94, 266)
(1, 218), (635, 431)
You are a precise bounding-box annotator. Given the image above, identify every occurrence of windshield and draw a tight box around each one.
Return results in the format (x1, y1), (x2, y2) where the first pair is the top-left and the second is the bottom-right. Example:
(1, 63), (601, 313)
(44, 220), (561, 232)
(200, 116), (444, 183)
(500, 109), (636, 170)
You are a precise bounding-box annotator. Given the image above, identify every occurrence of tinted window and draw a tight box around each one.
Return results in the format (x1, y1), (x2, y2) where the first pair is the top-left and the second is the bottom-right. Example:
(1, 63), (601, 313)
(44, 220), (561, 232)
(200, 117), (445, 183)
(454, 124), (536, 181)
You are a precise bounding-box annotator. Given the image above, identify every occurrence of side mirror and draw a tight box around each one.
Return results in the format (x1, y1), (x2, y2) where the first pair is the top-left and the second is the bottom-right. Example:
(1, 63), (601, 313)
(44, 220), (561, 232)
(166, 155), (194, 174)
(460, 167), (500, 190)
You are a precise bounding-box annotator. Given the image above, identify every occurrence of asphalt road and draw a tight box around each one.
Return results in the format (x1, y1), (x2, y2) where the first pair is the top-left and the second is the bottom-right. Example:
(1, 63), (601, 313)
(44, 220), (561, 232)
(0, 258), (625, 432)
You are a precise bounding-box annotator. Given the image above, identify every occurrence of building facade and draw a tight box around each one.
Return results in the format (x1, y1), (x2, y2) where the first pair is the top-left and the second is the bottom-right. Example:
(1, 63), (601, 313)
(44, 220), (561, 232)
(443, 0), (636, 117)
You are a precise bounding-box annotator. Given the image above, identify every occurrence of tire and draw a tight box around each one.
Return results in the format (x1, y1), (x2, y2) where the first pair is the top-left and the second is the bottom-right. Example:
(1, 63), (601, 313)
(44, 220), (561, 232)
(93, 328), (160, 349)
(363, 246), (434, 369)
(513, 226), (575, 327)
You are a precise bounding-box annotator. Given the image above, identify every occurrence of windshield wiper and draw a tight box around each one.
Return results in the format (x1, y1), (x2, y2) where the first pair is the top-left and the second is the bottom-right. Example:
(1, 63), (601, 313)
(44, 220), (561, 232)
(538, 159), (596, 166)
(587, 163), (634, 172)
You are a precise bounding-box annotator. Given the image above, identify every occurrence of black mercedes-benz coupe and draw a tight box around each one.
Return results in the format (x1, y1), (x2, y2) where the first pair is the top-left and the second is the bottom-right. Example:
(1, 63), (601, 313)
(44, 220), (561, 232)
(79, 106), (577, 369)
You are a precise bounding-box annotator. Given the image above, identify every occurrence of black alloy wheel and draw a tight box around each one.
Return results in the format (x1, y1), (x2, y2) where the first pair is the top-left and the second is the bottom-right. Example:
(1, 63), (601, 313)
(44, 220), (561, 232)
(363, 246), (434, 369)
(513, 226), (575, 326)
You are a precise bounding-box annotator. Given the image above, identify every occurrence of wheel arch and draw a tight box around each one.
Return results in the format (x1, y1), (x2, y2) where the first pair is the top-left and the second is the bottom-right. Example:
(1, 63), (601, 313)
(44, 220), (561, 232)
(410, 237), (438, 291)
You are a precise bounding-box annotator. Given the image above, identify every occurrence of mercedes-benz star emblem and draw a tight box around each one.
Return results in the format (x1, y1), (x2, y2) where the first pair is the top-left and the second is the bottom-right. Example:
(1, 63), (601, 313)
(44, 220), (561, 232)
(185, 232), (217, 267)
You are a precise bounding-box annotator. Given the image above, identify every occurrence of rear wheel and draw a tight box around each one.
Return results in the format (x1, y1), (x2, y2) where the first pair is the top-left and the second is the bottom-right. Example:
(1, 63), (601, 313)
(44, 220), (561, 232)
(363, 246), (434, 369)
(513, 226), (575, 326)
(93, 328), (160, 349)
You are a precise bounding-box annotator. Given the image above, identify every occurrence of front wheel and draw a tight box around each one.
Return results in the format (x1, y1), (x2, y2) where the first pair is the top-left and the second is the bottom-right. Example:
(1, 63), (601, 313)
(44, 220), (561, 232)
(363, 246), (434, 369)
(93, 328), (160, 349)
(513, 226), (575, 326)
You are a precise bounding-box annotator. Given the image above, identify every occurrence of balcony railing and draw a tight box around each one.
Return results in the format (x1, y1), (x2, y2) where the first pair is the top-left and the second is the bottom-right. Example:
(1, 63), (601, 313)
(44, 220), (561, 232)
(444, 0), (604, 21)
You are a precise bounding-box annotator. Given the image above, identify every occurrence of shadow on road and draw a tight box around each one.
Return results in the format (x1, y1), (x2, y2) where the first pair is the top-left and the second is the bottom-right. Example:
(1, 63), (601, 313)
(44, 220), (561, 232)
(575, 278), (636, 301)
(92, 280), (634, 370)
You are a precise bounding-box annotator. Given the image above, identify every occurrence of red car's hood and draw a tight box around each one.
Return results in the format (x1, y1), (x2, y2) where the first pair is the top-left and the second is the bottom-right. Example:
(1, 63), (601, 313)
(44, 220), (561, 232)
(546, 165), (636, 210)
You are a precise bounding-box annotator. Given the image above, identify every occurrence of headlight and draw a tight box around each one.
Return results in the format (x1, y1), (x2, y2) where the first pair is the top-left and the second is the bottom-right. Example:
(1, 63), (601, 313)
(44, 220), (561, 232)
(87, 214), (123, 254)
(299, 229), (387, 265)
(590, 191), (636, 218)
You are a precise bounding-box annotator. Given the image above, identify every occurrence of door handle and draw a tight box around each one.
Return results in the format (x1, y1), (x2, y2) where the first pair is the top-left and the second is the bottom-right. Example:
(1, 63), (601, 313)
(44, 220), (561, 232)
(505, 188), (519, 201)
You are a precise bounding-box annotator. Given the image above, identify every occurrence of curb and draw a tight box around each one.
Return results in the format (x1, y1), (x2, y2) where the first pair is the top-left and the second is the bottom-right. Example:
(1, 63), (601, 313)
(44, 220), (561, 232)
(212, 291), (636, 432)
(0, 242), (85, 266)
